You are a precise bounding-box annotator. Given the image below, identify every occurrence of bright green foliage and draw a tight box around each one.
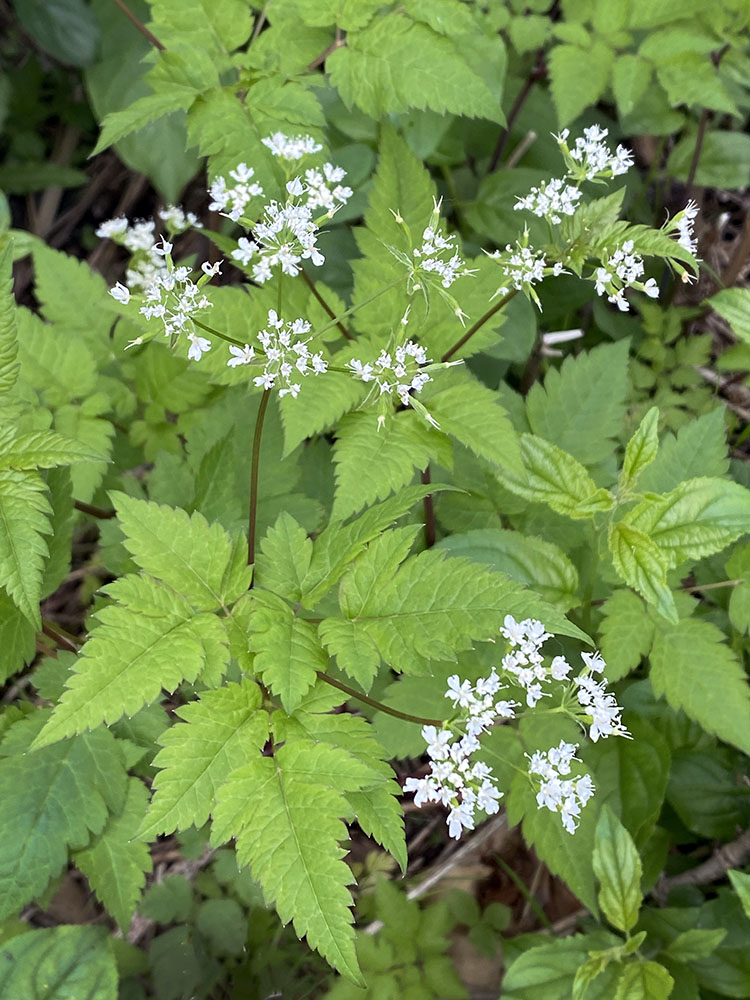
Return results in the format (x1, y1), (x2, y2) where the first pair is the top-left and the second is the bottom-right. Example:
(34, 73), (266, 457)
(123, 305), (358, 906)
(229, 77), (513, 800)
(593, 806), (642, 933)
(599, 591), (655, 681)
(728, 871), (750, 921)
(0, 469), (52, 626)
(727, 544), (750, 635)
(0, 715), (127, 920)
(706, 287), (750, 344)
(254, 512), (313, 601)
(608, 520), (677, 623)
(111, 492), (252, 610)
(34, 574), (229, 746)
(212, 740), (368, 981)
(0, 925), (118, 1000)
(0, 241), (19, 395)
(502, 933), (623, 998)
(140, 680), (268, 838)
(614, 960), (674, 999)
(74, 778), (152, 933)
(620, 408), (660, 493)
(649, 617), (750, 755)
(503, 433), (616, 519)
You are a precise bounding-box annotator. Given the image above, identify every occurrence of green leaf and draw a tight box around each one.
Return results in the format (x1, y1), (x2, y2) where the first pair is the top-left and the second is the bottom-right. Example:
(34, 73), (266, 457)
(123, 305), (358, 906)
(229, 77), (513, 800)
(139, 680), (268, 839)
(92, 90), (197, 155)
(34, 574), (229, 747)
(0, 718), (127, 920)
(14, 0), (100, 67)
(608, 520), (678, 623)
(667, 131), (750, 189)
(728, 870), (750, 921)
(333, 409), (449, 519)
(502, 433), (616, 519)
(620, 408), (660, 493)
(196, 898), (247, 957)
(626, 477), (750, 567)
(593, 805), (643, 932)
(435, 528), (579, 611)
(0, 925), (117, 999)
(0, 428), (106, 470)
(302, 483), (451, 607)
(664, 927), (727, 962)
(74, 778), (152, 932)
(649, 616), (750, 754)
(0, 588), (36, 683)
(111, 492), (252, 610)
(705, 287), (750, 344)
(322, 547), (588, 676)
(503, 934), (622, 999)
(525, 340), (631, 467)
(638, 408), (728, 494)
(212, 740), (365, 981)
(548, 41), (613, 124)
(612, 53), (651, 117)
(614, 960), (674, 999)
(253, 512), (312, 602)
(328, 14), (504, 122)
(0, 241), (19, 396)
(426, 372), (523, 474)
(599, 591), (655, 682)
(0, 469), (51, 626)
(726, 544), (750, 635)
(656, 52), (737, 114)
(250, 590), (328, 712)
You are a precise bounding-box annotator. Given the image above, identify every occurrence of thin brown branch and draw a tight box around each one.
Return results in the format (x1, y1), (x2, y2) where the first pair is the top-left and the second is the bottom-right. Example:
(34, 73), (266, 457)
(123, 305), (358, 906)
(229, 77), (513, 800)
(489, 54), (545, 173)
(74, 499), (116, 519)
(315, 670), (444, 727)
(441, 289), (518, 363)
(42, 620), (80, 654)
(655, 828), (750, 904)
(112, 0), (165, 50)
(301, 269), (353, 340)
(307, 35), (345, 71)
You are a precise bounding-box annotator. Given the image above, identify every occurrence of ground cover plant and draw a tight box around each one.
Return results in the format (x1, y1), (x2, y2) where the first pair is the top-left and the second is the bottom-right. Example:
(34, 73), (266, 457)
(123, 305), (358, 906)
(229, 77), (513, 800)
(2, 0), (750, 997)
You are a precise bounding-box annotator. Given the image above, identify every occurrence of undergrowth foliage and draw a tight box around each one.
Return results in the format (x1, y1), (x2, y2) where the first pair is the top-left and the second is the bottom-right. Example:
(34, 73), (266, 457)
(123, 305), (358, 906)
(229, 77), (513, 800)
(3, 1), (750, 997)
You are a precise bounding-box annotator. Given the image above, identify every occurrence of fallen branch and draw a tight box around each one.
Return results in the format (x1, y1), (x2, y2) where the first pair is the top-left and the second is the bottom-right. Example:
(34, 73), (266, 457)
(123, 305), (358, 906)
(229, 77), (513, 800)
(655, 827), (750, 905)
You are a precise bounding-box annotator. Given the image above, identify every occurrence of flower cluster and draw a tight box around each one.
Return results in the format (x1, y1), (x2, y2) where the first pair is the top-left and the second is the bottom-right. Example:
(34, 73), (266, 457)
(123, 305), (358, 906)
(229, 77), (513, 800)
(594, 240), (658, 311)
(208, 164), (264, 222)
(348, 341), (433, 408)
(674, 199), (699, 256)
(96, 207), (201, 291)
(232, 193), (324, 282)
(575, 653), (631, 742)
(262, 132), (322, 160)
(557, 125), (634, 181)
(413, 223), (470, 289)
(403, 672), (516, 838)
(528, 741), (595, 834)
(514, 178), (582, 224)
(489, 240), (564, 307)
(303, 164), (353, 214)
(227, 309), (327, 398)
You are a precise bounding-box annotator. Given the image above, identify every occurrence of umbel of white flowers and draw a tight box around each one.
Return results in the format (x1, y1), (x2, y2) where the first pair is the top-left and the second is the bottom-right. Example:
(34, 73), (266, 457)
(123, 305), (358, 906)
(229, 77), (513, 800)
(404, 616), (630, 838)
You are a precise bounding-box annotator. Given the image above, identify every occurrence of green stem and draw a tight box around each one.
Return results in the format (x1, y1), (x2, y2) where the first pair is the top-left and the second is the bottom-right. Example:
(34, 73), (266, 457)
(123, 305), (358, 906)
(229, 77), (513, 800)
(315, 670), (444, 727)
(312, 275), (406, 340)
(42, 620), (80, 653)
(247, 390), (271, 568)
(193, 317), (245, 348)
(301, 269), (353, 340)
(441, 288), (518, 362)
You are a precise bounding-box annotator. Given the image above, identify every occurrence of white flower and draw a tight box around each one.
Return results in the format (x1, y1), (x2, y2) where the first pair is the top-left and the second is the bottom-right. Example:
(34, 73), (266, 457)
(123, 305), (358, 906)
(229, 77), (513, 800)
(348, 341), (435, 413)
(514, 178), (582, 224)
(187, 334), (211, 361)
(412, 208), (470, 289)
(208, 166), (264, 222)
(227, 343), (255, 368)
(158, 205), (202, 231)
(558, 125), (634, 181)
(138, 263), (213, 343)
(109, 281), (130, 305)
(592, 240), (655, 311)
(674, 199), (699, 256)
(232, 237), (258, 267)
(262, 132), (322, 160)
(96, 217), (129, 239)
(201, 260), (223, 277)
(232, 309), (327, 396)
(529, 742), (594, 834)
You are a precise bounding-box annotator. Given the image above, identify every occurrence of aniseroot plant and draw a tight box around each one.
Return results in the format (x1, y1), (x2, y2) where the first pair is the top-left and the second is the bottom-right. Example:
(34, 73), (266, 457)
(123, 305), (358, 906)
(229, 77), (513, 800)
(7, 120), (748, 993)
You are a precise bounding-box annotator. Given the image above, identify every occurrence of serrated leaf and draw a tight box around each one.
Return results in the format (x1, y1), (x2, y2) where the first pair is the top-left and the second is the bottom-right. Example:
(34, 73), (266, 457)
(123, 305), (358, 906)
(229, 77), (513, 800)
(0, 588), (36, 683)
(302, 483), (452, 607)
(250, 590), (328, 712)
(0, 428), (106, 470)
(0, 717), (127, 920)
(609, 520), (677, 623)
(111, 492), (252, 610)
(75, 778), (152, 932)
(614, 960), (674, 1000)
(620, 407), (659, 492)
(0, 925), (118, 1000)
(599, 591), (655, 682)
(254, 512), (313, 601)
(333, 409), (448, 519)
(728, 870), (750, 921)
(727, 544), (750, 635)
(706, 287), (750, 344)
(627, 477), (750, 567)
(502, 433), (615, 519)
(664, 927), (726, 962)
(548, 41), (613, 124)
(502, 934), (623, 999)
(0, 469), (51, 626)
(328, 14), (504, 122)
(435, 528), (579, 610)
(140, 680), (268, 839)
(426, 372), (522, 474)
(34, 574), (229, 748)
(323, 547), (588, 676)
(649, 616), (750, 755)
(525, 340), (630, 468)
(593, 805), (642, 933)
(31, 246), (112, 351)
(0, 241), (19, 396)
(613, 53), (651, 116)
(638, 408), (728, 494)
(92, 89), (197, 155)
(212, 740), (365, 981)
